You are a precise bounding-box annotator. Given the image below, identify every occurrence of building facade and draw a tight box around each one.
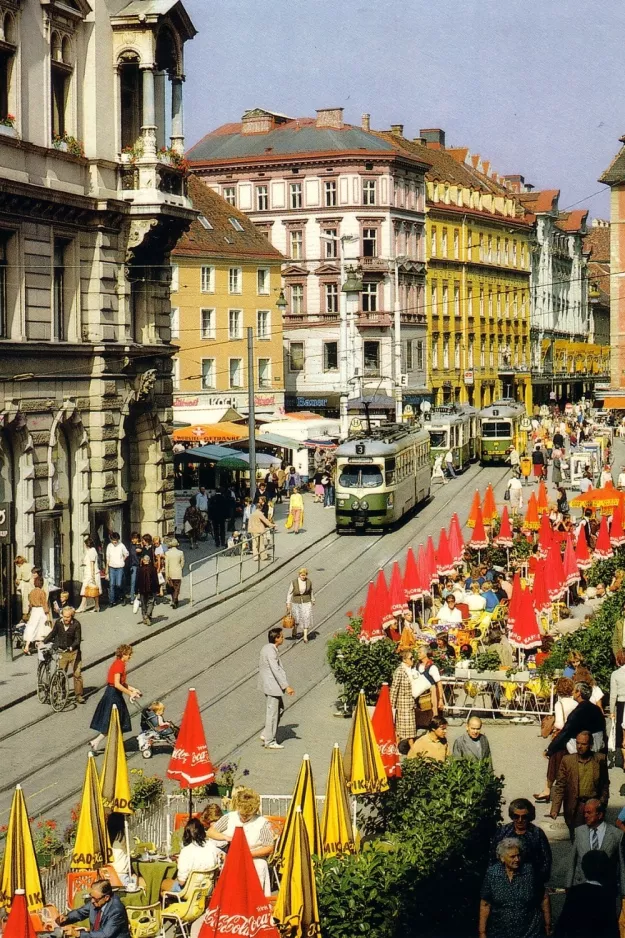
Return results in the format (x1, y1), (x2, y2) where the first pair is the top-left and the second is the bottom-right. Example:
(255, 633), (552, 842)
(186, 108), (429, 422)
(583, 219), (611, 348)
(598, 141), (625, 405)
(170, 176), (285, 423)
(0, 0), (196, 614)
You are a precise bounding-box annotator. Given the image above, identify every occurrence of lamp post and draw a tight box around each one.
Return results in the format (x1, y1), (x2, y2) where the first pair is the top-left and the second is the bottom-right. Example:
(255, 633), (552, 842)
(393, 255), (409, 423)
(341, 266), (363, 438)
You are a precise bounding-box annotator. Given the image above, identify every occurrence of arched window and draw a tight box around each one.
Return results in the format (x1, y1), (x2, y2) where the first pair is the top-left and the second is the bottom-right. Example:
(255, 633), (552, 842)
(118, 52), (142, 150)
(51, 31), (73, 137)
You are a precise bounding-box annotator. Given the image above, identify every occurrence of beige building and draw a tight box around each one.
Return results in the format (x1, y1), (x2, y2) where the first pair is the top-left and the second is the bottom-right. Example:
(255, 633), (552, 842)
(0, 0), (196, 615)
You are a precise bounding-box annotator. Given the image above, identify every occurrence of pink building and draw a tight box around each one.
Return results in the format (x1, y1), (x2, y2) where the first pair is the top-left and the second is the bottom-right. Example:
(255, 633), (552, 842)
(599, 141), (625, 404)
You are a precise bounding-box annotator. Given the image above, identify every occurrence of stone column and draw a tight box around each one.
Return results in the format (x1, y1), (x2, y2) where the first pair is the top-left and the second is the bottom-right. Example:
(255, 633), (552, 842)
(170, 75), (184, 155)
(140, 65), (156, 156)
(154, 71), (166, 152)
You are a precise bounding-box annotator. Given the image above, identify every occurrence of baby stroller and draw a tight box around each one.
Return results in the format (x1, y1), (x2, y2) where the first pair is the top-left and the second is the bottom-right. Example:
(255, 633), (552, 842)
(137, 706), (179, 759)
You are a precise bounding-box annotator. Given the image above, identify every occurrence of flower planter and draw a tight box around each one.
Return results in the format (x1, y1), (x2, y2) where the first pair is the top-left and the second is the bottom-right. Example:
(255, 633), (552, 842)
(54, 141), (68, 153)
(0, 124), (16, 138)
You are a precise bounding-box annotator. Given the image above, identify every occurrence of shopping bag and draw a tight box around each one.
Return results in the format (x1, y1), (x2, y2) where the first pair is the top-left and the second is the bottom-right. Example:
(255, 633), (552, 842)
(285, 513), (293, 529)
(608, 719), (616, 752)
(133, 597), (140, 614)
(184, 520), (193, 534)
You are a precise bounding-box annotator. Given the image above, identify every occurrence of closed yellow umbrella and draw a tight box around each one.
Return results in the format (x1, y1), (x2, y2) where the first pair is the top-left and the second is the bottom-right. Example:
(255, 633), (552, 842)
(273, 807), (320, 938)
(321, 744), (356, 857)
(71, 753), (113, 870)
(100, 705), (133, 815)
(0, 785), (44, 913)
(343, 691), (389, 795)
(275, 754), (322, 871)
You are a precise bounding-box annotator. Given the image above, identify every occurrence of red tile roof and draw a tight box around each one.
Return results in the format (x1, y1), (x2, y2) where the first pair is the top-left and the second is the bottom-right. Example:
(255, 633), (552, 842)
(599, 142), (625, 186)
(583, 224), (610, 262)
(517, 189), (560, 213)
(555, 209), (588, 233)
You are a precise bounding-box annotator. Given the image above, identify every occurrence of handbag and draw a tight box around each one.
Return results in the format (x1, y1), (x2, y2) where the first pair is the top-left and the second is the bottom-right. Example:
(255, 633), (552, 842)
(608, 718), (617, 752)
(282, 613), (295, 630)
(285, 513), (293, 530)
(184, 519), (193, 534)
(503, 487), (511, 501)
(157, 571), (166, 586)
(133, 597), (140, 614)
(540, 714), (555, 738)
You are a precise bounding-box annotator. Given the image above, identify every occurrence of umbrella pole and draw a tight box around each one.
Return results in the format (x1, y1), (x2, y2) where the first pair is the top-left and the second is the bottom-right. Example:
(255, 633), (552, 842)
(124, 816), (132, 870)
(188, 787), (193, 819)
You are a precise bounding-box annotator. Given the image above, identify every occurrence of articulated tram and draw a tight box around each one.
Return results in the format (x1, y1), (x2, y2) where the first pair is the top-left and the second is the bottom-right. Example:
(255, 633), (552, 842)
(478, 399), (527, 464)
(427, 404), (478, 471)
(335, 424), (431, 533)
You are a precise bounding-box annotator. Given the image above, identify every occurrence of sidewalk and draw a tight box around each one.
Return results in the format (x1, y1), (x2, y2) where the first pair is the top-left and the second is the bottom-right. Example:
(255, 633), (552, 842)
(0, 495), (335, 710)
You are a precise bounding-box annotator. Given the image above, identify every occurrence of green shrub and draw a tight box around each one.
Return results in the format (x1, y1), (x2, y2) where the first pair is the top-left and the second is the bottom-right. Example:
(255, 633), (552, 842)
(327, 617), (399, 710)
(129, 769), (164, 810)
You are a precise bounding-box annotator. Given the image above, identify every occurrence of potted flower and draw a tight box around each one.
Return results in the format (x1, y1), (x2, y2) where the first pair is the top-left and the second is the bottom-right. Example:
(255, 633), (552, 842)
(0, 114), (16, 138)
(129, 768), (164, 810)
(121, 140), (144, 165)
(212, 760), (249, 797)
(52, 132), (85, 158)
(33, 819), (65, 869)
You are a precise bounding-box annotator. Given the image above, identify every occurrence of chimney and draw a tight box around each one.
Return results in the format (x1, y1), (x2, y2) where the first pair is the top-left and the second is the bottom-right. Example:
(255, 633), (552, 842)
(502, 174), (525, 193)
(361, 113), (370, 132)
(414, 137), (427, 146)
(419, 128), (445, 149)
(390, 123), (404, 137)
(241, 109), (277, 135)
(592, 218), (610, 228)
(315, 107), (344, 130)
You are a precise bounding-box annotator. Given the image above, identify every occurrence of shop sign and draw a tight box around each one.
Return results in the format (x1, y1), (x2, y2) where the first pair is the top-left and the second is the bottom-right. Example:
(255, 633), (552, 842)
(464, 370), (474, 386)
(0, 503), (11, 543)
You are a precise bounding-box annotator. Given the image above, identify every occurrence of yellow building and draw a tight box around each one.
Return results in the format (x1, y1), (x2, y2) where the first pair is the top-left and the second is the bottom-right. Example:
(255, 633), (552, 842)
(171, 177), (285, 424)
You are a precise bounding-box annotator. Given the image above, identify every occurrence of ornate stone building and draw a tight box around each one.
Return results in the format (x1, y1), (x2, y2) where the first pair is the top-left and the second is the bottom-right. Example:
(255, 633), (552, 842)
(0, 0), (196, 616)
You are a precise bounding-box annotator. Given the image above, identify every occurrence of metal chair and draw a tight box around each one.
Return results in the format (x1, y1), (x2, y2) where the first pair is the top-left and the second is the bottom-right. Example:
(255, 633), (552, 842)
(161, 870), (217, 938)
(127, 903), (165, 938)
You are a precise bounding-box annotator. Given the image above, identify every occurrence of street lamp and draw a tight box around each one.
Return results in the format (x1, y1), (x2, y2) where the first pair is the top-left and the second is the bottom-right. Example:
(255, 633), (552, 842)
(393, 255), (409, 424)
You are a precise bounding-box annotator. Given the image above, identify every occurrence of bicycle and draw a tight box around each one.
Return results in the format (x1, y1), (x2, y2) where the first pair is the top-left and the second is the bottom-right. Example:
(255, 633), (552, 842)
(36, 646), (69, 712)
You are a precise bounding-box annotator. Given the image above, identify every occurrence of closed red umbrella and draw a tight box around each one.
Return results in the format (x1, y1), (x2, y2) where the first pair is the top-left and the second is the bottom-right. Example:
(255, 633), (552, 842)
(448, 513), (464, 565)
(167, 688), (215, 814)
(507, 572), (522, 629)
(523, 492), (540, 531)
(611, 505), (625, 548)
(575, 526), (592, 570)
(482, 483), (497, 525)
(536, 480), (549, 515)
(469, 506), (489, 551)
(594, 515), (614, 560)
(3, 891), (36, 938)
(537, 513), (553, 559)
(531, 559), (551, 614)
(403, 548), (422, 601)
(425, 536), (438, 585)
(388, 562), (409, 618)
(545, 546), (565, 601)
(436, 529), (456, 578)
(376, 569), (395, 629)
(467, 490), (481, 529)
(416, 545), (431, 596)
(359, 580), (384, 644)
(371, 683), (401, 779)
(199, 827), (280, 938)
(508, 584), (542, 649)
(495, 506), (514, 547)
(562, 534), (580, 586)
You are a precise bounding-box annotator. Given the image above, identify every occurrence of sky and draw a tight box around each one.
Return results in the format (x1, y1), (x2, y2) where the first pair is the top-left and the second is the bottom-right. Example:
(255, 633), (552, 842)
(183, 0), (625, 219)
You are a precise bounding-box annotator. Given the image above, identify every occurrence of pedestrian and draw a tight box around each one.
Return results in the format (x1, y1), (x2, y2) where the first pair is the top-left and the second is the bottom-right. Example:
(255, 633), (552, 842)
(276, 465), (286, 503)
(508, 446), (521, 477)
(414, 643), (444, 728)
(532, 444), (546, 481)
(452, 716), (492, 765)
(248, 504), (275, 559)
(549, 731), (609, 838)
(14, 555), (34, 620)
(89, 644), (141, 752)
(208, 489), (230, 548)
(105, 533), (128, 607)
(288, 487), (304, 534)
(286, 466), (300, 494)
(56, 879), (130, 938)
(183, 496), (203, 550)
(136, 555), (158, 626)
(23, 577), (52, 655)
(507, 476), (523, 512)
(432, 453), (448, 485)
(323, 465), (335, 508)
(554, 849), (620, 938)
(566, 800), (625, 903)
(556, 486), (569, 516)
(312, 468), (324, 503)
(479, 838), (551, 938)
(286, 566), (315, 642)
(545, 681), (606, 757)
(257, 627), (294, 750)
(491, 799), (552, 884)
(164, 538), (185, 609)
(534, 677), (577, 803)
(242, 497), (252, 532)
(578, 470), (593, 495)
(196, 485), (209, 535)
(153, 535), (167, 598)
(76, 536), (101, 613)
(46, 606), (85, 703)
(390, 650), (417, 750)
(407, 715), (449, 761)
(127, 532), (142, 605)
(444, 449), (456, 478)
(552, 452), (563, 486)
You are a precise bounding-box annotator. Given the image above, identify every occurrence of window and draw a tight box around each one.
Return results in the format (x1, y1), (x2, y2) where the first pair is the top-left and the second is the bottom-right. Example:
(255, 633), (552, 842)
(406, 340), (413, 371)
(467, 284), (473, 316)
(363, 179), (377, 205)
(442, 282), (449, 316)
(441, 228), (448, 256)
(0, 234), (7, 338)
(480, 338), (486, 368)
(487, 235), (493, 261)
(431, 226), (437, 256)
(443, 335), (449, 369)
(363, 340), (380, 376)
(291, 284), (304, 314)
(229, 358), (243, 388)
(200, 266), (215, 293)
(362, 282), (378, 313)
(256, 185), (268, 211)
(479, 232), (484, 261)
(171, 264), (179, 292)
(468, 337), (474, 368)
(200, 308), (215, 339)
(479, 286), (484, 318)
(289, 341), (304, 371)
(324, 180), (337, 207)
(119, 58), (142, 150)
(258, 357), (271, 389)
(323, 341), (338, 371)
(257, 309), (270, 338)
(453, 229), (459, 259)
(228, 267), (242, 294)
(362, 227), (377, 257)
(0, 14), (16, 124)
(512, 240), (518, 265)
(454, 282), (460, 316)
(51, 32), (72, 138)
(488, 289), (493, 318)
(322, 228), (338, 258)
(228, 308), (242, 339)
(504, 238), (509, 264)
(290, 182), (302, 209)
(290, 229), (303, 259)
(201, 358), (215, 389)
(325, 282), (339, 314)
(416, 340), (424, 371)
(432, 338), (439, 370)
(257, 267), (270, 295)
(489, 343), (494, 368)
(170, 306), (179, 339)
(454, 335), (461, 368)
(229, 217), (244, 232)
(53, 237), (69, 341)
(223, 186), (236, 206)
(496, 237), (501, 262)
(198, 215), (212, 230)
(431, 282), (438, 317)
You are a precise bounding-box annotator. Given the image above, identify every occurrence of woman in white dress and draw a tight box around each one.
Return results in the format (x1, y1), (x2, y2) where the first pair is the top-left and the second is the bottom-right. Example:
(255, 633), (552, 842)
(76, 536), (101, 613)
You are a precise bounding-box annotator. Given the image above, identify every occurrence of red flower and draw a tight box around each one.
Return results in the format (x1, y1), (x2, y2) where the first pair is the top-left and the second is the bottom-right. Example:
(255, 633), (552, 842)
(346, 610), (354, 618)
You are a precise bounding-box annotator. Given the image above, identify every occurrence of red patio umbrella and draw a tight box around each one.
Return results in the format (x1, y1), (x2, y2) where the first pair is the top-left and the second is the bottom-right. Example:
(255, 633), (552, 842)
(466, 490), (481, 529)
(507, 572), (522, 629)
(448, 513), (465, 565)
(537, 513), (553, 559)
(403, 548), (423, 601)
(199, 827), (280, 938)
(508, 583), (542, 649)
(611, 504), (625, 548)
(482, 483), (497, 525)
(436, 529), (456, 578)
(575, 526), (593, 570)
(544, 546), (565, 601)
(562, 534), (580, 586)
(359, 580), (384, 643)
(523, 493), (540, 531)
(594, 515), (614, 560)
(536, 480), (549, 515)
(388, 562), (409, 618)
(3, 892), (36, 938)
(416, 545), (431, 596)
(495, 506), (514, 547)
(531, 559), (551, 614)
(167, 687), (215, 814)
(425, 536), (438, 585)
(469, 506), (489, 551)
(371, 683), (401, 779)
(376, 569), (396, 629)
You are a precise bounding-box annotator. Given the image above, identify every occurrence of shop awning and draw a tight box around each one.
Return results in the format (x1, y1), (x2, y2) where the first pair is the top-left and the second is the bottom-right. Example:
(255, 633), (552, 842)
(255, 432), (308, 449)
(179, 444), (240, 461)
(172, 422), (249, 443)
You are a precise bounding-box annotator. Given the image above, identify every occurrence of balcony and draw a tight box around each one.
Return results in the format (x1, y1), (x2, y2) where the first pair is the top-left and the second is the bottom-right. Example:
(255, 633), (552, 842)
(120, 156), (187, 200)
(360, 256), (389, 273)
(358, 311), (392, 327)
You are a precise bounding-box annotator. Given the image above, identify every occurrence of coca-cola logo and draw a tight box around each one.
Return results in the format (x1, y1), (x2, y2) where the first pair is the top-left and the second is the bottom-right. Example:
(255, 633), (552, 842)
(191, 750), (210, 765)
(203, 908), (275, 935)
(171, 747), (189, 761)
(378, 741), (399, 755)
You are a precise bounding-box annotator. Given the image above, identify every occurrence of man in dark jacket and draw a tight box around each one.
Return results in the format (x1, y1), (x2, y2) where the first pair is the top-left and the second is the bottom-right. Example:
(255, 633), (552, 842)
(46, 606), (84, 703)
(58, 880), (130, 938)
(549, 731), (610, 836)
(546, 682), (606, 756)
(208, 489), (230, 548)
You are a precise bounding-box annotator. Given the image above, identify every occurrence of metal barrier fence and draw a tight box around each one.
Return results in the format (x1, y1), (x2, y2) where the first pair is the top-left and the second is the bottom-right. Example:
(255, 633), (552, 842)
(188, 529), (276, 605)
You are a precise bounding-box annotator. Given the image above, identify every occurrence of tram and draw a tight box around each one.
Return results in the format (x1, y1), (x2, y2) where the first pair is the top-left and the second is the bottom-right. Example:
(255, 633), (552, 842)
(335, 424), (431, 533)
(478, 399), (526, 464)
(426, 404), (478, 471)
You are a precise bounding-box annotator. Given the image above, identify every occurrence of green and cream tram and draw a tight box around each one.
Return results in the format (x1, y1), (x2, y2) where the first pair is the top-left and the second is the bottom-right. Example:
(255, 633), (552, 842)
(478, 399), (527, 464)
(335, 425), (431, 533)
(426, 404), (478, 471)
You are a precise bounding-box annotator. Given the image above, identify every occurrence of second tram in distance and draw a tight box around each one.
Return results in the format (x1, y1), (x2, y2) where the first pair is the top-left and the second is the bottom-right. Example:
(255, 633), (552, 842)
(478, 399), (527, 464)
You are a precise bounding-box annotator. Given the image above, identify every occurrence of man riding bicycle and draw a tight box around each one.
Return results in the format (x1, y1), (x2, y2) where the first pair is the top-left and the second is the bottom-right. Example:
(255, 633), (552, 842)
(46, 606), (85, 703)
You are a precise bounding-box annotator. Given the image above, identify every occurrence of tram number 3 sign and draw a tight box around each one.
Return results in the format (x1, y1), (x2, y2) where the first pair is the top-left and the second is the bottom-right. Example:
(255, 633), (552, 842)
(0, 503), (10, 544)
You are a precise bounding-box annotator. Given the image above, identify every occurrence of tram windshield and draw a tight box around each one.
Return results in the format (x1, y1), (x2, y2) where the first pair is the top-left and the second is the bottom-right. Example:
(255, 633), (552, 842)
(338, 464), (384, 488)
(481, 421), (512, 438)
(428, 430), (448, 448)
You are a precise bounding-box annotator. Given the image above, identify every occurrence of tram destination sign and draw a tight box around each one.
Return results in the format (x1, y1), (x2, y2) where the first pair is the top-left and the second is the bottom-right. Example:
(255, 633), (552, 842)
(0, 503), (10, 544)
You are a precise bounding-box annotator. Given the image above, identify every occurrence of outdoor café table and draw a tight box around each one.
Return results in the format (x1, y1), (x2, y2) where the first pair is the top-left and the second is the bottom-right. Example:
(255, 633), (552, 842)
(130, 859), (177, 904)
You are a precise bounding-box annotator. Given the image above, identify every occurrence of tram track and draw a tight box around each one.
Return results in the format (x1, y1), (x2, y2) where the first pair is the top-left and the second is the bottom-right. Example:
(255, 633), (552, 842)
(2, 464), (505, 821)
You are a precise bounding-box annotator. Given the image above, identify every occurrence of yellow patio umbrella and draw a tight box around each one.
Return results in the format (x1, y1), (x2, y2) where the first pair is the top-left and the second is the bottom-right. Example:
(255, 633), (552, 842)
(100, 705), (133, 862)
(321, 744), (356, 858)
(71, 753), (113, 870)
(343, 691), (389, 795)
(273, 807), (321, 938)
(0, 785), (44, 913)
(275, 754), (322, 871)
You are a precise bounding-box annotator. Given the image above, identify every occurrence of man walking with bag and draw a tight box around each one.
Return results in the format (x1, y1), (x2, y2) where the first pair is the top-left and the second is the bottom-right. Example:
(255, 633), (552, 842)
(258, 627), (294, 750)
(164, 538), (185, 609)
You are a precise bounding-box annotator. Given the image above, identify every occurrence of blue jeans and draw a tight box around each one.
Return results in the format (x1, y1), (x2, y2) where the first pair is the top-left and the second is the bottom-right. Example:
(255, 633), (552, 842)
(129, 566), (138, 602)
(109, 567), (124, 604)
(324, 485), (335, 507)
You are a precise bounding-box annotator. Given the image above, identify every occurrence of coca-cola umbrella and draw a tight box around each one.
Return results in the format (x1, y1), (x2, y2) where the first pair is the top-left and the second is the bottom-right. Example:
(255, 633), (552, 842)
(436, 529), (456, 578)
(523, 493), (540, 532)
(594, 515), (614, 561)
(167, 687), (215, 816)
(482, 483), (498, 525)
(531, 559), (551, 615)
(495, 506), (514, 547)
(403, 548), (422, 602)
(508, 584), (542, 650)
(466, 490), (481, 529)
(199, 826), (280, 938)
(448, 513), (465, 566)
(371, 683), (401, 779)
(544, 546), (565, 602)
(375, 569), (396, 630)
(425, 536), (438, 586)
(562, 534), (580, 587)
(611, 504), (625, 548)
(537, 513), (553, 559)
(575, 526), (593, 571)
(507, 572), (523, 630)
(536, 480), (549, 515)
(359, 580), (384, 644)
(3, 892), (36, 938)
(469, 505), (489, 559)
(388, 562), (409, 618)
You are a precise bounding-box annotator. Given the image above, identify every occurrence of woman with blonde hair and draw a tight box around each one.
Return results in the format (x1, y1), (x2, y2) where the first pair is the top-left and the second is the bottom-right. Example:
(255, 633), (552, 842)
(206, 787), (275, 895)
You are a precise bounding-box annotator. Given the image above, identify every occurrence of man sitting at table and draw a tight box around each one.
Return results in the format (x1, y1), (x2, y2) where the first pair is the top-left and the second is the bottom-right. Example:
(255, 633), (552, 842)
(435, 594), (463, 627)
(57, 880), (130, 938)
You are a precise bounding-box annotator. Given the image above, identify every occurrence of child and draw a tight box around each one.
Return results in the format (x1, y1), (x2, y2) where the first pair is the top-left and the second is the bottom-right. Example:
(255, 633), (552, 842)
(53, 590), (71, 619)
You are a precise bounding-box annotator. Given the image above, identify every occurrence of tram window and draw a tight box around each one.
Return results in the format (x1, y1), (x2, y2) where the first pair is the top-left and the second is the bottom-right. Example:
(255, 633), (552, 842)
(362, 466), (383, 487)
(429, 430), (447, 448)
(338, 465), (383, 488)
(385, 457), (396, 486)
(481, 421), (512, 438)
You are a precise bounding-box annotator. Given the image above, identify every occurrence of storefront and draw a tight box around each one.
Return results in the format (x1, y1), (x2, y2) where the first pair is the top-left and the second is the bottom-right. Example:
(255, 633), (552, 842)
(173, 391), (285, 425)
(284, 394), (340, 419)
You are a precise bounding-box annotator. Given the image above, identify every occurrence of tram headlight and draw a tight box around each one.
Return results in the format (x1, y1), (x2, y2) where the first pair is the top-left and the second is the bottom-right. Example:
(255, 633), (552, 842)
(352, 499), (360, 509)
(360, 500), (369, 510)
